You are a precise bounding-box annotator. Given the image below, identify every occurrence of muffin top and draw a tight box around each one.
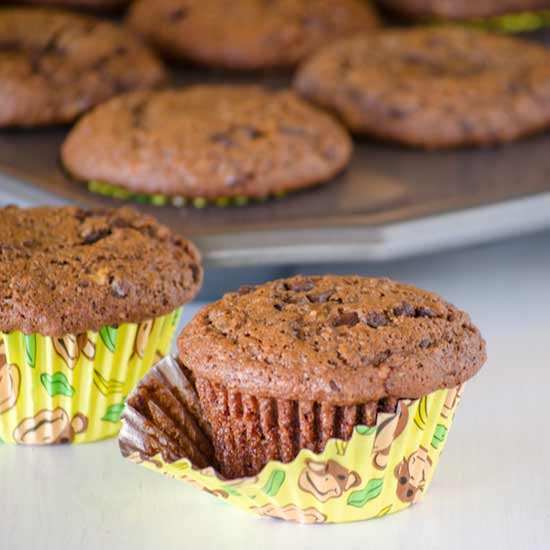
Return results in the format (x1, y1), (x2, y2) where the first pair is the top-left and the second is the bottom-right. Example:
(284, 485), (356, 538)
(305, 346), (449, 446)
(0, 7), (166, 127)
(178, 275), (486, 405)
(127, 0), (379, 70)
(0, 206), (202, 336)
(294, 27), (550, 149)
(61, 86), (352, 199)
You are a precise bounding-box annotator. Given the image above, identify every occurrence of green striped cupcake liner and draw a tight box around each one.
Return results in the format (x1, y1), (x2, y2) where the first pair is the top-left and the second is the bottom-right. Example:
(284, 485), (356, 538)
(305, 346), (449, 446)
(432, 10), (550, 33)
(88, 180), (287, 208)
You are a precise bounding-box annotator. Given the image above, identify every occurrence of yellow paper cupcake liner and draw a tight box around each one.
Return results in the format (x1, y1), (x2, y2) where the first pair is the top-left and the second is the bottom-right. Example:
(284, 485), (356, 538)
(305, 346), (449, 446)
(0, 309), (181, 444)
(120, 357), (464, 524)
(87, 180), (287, 208)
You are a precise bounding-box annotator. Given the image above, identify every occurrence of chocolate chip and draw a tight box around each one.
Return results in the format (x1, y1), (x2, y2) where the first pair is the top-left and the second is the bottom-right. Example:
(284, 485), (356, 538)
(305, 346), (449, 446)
(419, 338), (431, 349)
(168, 7), (189, 21)
(332, 311), (359, 327)
(240, 126), (264, 140)
(415, 306), (436, 318)
(284, 278), (315, 292)
(306, 289), (334, 303)
(365, 311), (389, 328)
(393, 302), (415, 317)
(329, 380), (340, 392)
(80, 227), (111, 245)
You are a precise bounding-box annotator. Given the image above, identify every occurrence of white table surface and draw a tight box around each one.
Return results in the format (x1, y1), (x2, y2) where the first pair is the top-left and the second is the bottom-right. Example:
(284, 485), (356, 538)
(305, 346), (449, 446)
(1, 230), (549, 550)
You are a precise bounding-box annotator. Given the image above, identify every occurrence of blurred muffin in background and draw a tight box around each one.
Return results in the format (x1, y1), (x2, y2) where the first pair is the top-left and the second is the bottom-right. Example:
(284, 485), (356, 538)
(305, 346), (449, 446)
(0, 8), (166, 127)
(61, 85), (353, 207)
(126, 0), (379, 70)
(295, 26), (550, 149)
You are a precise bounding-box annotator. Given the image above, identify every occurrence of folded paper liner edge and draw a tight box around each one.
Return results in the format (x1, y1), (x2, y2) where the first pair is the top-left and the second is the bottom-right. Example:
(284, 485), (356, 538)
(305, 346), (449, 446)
(119, 355), (464, 524)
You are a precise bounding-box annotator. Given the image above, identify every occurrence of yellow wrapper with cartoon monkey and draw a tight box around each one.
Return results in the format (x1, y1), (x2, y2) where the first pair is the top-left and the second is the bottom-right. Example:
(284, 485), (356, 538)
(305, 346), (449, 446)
(0, 309), (181, 444)
(121, 356), (463, 524)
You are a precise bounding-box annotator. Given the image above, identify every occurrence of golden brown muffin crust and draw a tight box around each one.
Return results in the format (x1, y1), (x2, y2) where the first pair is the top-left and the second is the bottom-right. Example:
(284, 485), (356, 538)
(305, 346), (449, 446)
(127, 0), (379, 69)
(295, 27), (550, 149)
(0, 206), (202, 336)
(178, 275), (486, 405)
(62, 86), (352, 199)
(0, 7), (166, 127)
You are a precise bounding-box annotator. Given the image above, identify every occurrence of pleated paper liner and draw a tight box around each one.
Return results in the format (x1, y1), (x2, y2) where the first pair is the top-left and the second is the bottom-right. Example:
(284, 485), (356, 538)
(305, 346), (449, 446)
(88, 181), (287, 208)
(0, 308), (181, 445)
(119, 356), (464, 524)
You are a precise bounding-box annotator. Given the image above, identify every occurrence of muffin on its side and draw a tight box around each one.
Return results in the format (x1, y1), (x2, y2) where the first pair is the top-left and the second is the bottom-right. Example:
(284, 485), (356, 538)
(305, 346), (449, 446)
(61, 85), (353, 205)
(377, 0), (550, 19)
(0, 8), (166, 127)
(126, 0), (379, 70)
(177, 275), (486, 478)
(0, 206), (202, 444)
(295, 26), (550, 149)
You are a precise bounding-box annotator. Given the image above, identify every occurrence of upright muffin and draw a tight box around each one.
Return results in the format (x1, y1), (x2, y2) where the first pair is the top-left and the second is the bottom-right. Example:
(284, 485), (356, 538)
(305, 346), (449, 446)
(295, 26), (550, 149)
(61, 85), (353, 206)
(0, 8), (166, 127)
(120, 275), (486, 523)
(0, 206), (202, 444)
(177, 275), (486, 478)
(127, 0), (379, 70)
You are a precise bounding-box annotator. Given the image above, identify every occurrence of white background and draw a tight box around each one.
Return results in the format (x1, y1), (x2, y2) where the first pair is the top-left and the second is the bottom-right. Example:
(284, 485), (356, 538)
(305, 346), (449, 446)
(1, 228), (549, 550)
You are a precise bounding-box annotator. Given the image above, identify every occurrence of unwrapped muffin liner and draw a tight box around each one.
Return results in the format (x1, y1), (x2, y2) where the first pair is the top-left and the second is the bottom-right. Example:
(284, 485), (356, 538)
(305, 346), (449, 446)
(0, 309), (181, 444)
(119, 356), (464, 524)
(88, 181), (287, 208)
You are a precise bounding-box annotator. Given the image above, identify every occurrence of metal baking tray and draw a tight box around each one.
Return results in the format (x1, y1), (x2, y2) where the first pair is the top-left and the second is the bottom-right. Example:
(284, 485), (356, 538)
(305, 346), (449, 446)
(1, 32), (550, 267)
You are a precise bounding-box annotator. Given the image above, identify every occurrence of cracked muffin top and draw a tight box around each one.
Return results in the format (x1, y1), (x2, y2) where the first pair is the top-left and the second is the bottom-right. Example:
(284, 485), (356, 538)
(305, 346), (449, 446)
(0, 7), (166, 127)
(178, 275), (486, 404)
(0, 206), (202, 336)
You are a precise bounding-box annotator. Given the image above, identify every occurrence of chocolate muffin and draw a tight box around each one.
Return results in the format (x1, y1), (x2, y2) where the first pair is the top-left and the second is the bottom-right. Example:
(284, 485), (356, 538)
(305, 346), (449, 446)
(294, 26), (550, 149)
(0, 8), (166, 127)
(61, 85), (353, 201)
(377, 0), (550, 19)
(177, 275), (486, 478)
(0, 206), (202, 335)
(126, 0), (379, 70)
(0, 206), (202, 444)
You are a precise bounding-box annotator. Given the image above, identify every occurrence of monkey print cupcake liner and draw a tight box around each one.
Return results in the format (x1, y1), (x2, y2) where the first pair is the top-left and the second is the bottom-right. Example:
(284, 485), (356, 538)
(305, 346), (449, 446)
(0, 309), (181, 445)
(119, 356), (464, 524)
(87, 181), (287, 208)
